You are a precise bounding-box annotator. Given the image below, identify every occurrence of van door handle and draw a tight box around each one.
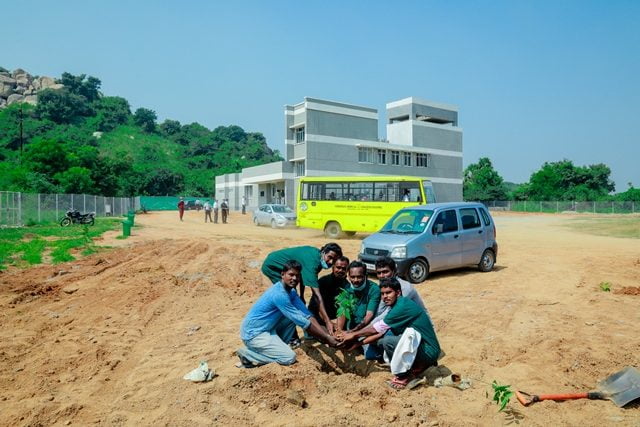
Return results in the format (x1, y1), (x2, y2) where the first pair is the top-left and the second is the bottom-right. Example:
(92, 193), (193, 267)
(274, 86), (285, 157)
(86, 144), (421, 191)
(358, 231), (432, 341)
(454, 234), (459, 239)
(478, 230), (483, 234)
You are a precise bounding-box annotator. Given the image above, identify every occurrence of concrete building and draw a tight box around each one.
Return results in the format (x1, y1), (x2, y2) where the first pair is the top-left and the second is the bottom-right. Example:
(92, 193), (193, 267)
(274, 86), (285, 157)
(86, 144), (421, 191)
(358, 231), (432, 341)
(215, 96), (463, 210)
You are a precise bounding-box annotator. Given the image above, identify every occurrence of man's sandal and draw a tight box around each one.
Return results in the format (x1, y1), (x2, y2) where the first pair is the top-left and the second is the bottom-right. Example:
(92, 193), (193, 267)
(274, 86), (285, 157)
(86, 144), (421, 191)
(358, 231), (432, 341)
(386, 375), (411, 390)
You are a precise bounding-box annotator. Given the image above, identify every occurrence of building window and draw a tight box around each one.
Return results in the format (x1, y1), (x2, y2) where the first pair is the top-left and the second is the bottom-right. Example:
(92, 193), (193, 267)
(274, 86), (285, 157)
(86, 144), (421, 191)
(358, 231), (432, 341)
(295, 126), (305, 144)
(403, 151), (412, 167)
(295, 160), (305, 177)
(358, 147), (374, 163)
(391, 150), (400, 166)
(377, 149), (387, 165)
(416, 153), (431, 167)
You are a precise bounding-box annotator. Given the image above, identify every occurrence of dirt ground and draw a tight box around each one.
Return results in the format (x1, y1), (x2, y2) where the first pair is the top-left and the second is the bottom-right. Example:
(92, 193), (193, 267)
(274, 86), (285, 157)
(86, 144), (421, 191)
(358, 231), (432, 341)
(0, 210), (639, 426)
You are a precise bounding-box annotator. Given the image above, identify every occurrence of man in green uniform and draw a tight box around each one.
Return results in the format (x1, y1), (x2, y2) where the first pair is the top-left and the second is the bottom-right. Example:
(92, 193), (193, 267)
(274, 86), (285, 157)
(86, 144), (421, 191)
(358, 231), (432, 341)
(339, 277), (440, 389)
(308, 256), (349, 334)
(261, 243), (343, 336)
(335, 261), (380, 333)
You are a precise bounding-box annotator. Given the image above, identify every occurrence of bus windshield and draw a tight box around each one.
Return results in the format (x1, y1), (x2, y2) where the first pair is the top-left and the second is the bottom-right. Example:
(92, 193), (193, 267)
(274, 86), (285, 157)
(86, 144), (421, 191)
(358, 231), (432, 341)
(380, 209), (434, 234)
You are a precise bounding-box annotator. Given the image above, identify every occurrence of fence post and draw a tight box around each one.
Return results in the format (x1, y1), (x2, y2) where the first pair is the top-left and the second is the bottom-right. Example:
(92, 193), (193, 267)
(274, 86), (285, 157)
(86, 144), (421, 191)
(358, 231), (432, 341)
(593, 201), (595, 214)
(508, 200), (511, 211)
(83, 194), (86, 213)
(38, 193), (41, 223)
(71, 194), (74, 209)
(556, 201), (559, 213)
(539, 201), (542, 212)
(524, 200), (527, 212)
(94, 195), (97, 214)
(612, 201), (614, 214)
(18, 192), (22, 226)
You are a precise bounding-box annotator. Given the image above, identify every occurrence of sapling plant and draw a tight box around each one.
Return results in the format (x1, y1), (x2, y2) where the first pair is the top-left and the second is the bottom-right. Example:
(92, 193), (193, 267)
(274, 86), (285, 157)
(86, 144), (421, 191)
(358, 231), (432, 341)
(599, 281), (611, 292)
(491, 380), (514, 412)
(335, 288), (357, 320)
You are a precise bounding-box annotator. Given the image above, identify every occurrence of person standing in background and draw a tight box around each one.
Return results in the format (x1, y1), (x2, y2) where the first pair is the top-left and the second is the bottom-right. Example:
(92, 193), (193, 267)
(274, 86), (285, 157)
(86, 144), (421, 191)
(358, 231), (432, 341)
(178, 197), (185, 221)
(221, 199), (229, 223)
(213, 199), (219, 223)
(204, 200), (212, 223)
(242, 196), (247, 215)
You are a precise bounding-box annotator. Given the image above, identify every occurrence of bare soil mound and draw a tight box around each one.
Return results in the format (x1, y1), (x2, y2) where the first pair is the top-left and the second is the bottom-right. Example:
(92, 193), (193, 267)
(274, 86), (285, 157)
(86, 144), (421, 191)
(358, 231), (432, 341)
(0, 211), (638, 426)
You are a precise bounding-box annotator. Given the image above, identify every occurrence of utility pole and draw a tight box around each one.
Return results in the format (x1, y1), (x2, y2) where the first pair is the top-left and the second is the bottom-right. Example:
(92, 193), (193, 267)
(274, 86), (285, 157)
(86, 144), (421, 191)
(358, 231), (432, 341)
(19, 104), (24, 160)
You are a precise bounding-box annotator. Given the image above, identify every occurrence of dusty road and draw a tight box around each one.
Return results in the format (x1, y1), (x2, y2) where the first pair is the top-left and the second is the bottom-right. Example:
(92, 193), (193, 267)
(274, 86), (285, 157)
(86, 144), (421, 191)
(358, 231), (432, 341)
(0, 210), (638, 426)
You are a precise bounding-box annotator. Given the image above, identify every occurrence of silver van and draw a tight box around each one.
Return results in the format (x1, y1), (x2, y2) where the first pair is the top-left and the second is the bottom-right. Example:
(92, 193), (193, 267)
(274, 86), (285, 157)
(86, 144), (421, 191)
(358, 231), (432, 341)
(358, 202), (498, 283)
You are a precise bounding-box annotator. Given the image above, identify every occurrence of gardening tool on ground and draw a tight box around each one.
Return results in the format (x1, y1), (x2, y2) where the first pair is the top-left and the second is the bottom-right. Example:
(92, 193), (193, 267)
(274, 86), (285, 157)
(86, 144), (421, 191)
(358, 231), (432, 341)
(516, 366), (640, 408)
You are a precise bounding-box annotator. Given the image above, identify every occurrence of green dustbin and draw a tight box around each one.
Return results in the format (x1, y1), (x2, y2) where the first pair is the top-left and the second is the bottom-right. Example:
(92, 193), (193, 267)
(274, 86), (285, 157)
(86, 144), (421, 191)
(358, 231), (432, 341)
(122, 219), (132, 237)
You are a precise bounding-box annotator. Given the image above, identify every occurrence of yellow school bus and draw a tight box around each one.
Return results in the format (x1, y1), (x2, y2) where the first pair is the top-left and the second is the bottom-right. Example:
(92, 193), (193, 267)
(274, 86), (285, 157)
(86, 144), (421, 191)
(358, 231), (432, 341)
(297, 176), (436, 238)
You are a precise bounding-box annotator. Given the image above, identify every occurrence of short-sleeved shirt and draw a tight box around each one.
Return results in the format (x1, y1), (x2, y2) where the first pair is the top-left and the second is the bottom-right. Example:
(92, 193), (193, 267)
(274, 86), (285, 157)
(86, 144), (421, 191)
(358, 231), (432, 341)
(374, 277), (433, 326)
(261, 246), (323, 288)
(308, 273), (348, 319)
(384, 296), (440, 363)
(345, 280), (381, 329)
(240, 282), (311, 341)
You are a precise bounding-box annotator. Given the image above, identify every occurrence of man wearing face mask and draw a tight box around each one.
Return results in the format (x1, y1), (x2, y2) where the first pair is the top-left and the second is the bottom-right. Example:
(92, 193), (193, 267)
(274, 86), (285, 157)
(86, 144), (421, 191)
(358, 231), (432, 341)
(336, 261), (381, 334)
(261, 243), (343, 337)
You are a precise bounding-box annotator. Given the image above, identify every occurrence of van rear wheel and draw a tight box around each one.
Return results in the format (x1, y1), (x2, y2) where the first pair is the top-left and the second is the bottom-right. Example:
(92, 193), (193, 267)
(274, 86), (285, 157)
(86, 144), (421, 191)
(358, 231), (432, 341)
(407, 259), (429, 283)
(324, 221), (345, 239)
(478, 249), (495, 272)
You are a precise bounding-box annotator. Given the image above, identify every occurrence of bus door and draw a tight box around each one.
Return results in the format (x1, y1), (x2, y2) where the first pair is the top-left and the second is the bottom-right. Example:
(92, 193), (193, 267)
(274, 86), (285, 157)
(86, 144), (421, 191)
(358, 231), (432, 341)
(300, 182), (324, 227)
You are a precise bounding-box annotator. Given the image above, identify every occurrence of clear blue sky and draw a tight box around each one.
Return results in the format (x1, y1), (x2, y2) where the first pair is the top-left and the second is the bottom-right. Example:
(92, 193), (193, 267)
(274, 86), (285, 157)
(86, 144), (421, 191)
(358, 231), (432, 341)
(3, 0), (639, 190)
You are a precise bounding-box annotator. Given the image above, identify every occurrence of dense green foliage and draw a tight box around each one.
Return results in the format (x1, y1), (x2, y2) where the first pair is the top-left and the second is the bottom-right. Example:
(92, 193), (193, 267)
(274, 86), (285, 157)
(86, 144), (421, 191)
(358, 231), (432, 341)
(464, 157), (638, 201)
(463, 157), (508, 202)
(0, 72), (282, 196)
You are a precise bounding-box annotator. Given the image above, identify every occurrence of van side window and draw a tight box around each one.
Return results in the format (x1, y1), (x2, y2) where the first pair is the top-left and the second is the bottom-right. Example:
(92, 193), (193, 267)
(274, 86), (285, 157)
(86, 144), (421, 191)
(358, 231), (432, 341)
(479, 207), (491, 226)
(460, 208), (481, 230)
(432, 209), (458, 234)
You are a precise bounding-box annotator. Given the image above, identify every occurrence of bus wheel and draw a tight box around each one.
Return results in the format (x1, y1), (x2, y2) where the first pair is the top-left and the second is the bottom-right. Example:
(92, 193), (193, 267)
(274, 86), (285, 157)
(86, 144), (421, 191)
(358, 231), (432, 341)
(324, 221), (345, 239)
(344, 231), (356, 237)
(407, 258), (429, 283)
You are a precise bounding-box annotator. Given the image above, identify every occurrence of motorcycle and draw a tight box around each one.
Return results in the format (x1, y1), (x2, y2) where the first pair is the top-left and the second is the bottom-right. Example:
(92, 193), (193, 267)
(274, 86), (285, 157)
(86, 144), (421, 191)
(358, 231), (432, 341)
(60, 209), (96, 227)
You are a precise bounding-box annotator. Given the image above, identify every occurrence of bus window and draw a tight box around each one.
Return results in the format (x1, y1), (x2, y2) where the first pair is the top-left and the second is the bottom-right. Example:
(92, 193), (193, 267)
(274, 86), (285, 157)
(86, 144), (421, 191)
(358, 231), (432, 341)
(349, 182), (374, 201)
(399, 182), (421, 203)
(303, 183), (325, 200)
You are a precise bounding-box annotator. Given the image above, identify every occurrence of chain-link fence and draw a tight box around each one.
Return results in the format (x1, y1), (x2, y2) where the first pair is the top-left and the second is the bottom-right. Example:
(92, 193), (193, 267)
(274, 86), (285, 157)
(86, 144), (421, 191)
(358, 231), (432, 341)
(0, 191), (139, 227)
(482, 200), (637, 214)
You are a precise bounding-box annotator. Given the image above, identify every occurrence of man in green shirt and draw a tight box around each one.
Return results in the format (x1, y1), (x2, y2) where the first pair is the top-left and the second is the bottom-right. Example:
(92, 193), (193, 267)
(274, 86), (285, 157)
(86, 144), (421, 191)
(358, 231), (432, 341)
(339, 277), (440, 390)
(336, 261), (380, 333)
(261, 243), (342, 335)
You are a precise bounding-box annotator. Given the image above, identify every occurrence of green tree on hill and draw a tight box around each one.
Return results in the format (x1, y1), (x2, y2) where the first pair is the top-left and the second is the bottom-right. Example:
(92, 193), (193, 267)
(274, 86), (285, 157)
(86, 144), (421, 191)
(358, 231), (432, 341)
(133, 107), (157, 132)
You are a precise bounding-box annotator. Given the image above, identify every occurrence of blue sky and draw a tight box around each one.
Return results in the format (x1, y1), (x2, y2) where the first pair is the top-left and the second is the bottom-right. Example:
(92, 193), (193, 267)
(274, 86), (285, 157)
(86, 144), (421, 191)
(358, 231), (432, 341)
(3, 1), (639, 190)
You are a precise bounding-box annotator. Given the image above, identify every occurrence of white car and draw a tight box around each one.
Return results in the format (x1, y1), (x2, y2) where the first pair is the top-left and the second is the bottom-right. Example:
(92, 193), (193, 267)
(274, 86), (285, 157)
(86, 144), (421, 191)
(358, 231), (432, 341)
(253, 204), (297, 228)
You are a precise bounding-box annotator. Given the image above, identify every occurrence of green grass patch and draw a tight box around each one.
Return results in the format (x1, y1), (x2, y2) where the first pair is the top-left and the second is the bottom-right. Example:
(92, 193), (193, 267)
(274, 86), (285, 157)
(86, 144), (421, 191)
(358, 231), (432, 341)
(564, 216), (640, 239)
(0, 218), (121, 269)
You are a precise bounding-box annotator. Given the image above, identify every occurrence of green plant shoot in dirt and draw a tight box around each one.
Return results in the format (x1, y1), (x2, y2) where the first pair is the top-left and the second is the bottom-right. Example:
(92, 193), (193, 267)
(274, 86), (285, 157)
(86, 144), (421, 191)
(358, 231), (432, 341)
(335, 288), (358, 320)
(492, 381), (514, 412)
(599, 281), (612, 292)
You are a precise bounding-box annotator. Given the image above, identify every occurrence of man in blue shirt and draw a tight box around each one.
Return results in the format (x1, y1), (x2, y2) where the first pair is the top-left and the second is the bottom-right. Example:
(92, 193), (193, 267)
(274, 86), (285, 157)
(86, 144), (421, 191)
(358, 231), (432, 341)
(237, 260), (339, 367)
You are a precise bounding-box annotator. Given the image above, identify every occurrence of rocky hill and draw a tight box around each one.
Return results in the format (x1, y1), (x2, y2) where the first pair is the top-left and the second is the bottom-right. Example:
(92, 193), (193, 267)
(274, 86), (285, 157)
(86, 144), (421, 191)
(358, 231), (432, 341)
(0, 68), (63, 108)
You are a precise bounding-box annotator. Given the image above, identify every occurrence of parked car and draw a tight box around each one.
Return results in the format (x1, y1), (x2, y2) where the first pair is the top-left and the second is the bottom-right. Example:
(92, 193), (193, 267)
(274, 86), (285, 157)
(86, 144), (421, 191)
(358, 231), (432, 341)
(253, 204), (297, 228)
(184, 200), (197, 210)
(358, 202), (498, 283)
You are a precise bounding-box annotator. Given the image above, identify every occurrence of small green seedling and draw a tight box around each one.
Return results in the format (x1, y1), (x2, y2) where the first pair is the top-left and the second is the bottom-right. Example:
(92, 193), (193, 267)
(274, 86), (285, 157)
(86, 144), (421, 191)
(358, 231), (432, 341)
(335, 288), (358, 320)
(599, 281), (611, 292)
(492, 380), (514, 412)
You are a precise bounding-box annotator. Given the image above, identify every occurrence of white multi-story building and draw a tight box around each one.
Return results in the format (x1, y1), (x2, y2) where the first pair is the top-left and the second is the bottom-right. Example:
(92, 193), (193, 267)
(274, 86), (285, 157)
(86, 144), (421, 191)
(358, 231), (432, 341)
(215, 96), (463, 210)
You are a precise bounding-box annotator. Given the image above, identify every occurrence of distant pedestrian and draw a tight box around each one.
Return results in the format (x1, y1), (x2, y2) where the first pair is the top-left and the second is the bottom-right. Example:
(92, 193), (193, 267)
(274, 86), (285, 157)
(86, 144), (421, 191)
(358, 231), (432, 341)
(213, 199), (219, 223)
(221, 199), (229, 223)
(204, 200), (212, 223)
(178, 197), (185, 221)
(195, 199), (202, 211)
(242, 196), (247, 215)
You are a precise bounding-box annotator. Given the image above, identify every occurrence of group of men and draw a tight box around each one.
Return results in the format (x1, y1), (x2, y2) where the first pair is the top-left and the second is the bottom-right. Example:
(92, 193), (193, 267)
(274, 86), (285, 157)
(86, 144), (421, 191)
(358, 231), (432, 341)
(177, 197), (229, 223)
(237, 243), (441, 390)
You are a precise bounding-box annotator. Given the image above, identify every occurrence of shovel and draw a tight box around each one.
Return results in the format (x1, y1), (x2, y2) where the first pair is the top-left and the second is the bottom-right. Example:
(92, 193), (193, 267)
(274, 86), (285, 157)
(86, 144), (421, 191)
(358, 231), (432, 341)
(516, 366), (640, 408)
